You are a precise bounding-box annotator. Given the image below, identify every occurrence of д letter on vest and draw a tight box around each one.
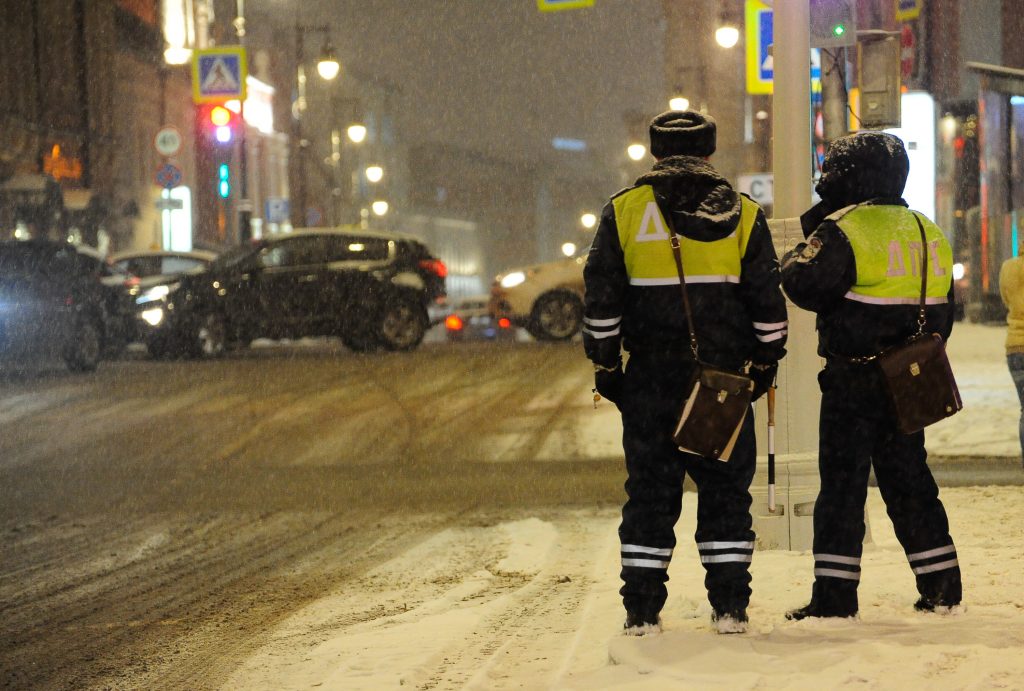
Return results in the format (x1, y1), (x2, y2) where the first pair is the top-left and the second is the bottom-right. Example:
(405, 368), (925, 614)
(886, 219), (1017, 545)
(612, 185), (758, 287)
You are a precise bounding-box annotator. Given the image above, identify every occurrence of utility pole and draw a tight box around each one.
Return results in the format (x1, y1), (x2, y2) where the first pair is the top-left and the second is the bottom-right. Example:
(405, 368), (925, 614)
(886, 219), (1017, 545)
(235, 0), (252, 242)
(294, 26), (308, 228)
(820, 47), (850, 142)
(769, 0), (819, 457)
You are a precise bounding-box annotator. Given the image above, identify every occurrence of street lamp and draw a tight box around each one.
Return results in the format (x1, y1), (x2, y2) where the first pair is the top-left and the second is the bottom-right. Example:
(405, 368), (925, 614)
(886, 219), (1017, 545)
(371, 200), (389, 216)
(365, 165), (383, 183)
(347, 124), (367, 144)
(627, 143), (646, 161)
(580, 212), (597, 229)
(294, 24), (340, 227)
(561, 242), (577, 257)
(715, 24), (740, 49)
(316, 42), (340, 80)
(669, 96), (690, 111)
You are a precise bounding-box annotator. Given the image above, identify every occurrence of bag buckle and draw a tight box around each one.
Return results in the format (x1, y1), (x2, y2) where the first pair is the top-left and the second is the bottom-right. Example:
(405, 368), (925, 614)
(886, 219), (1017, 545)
(910, 362), (921, 376)
(717, 390), (728, 403)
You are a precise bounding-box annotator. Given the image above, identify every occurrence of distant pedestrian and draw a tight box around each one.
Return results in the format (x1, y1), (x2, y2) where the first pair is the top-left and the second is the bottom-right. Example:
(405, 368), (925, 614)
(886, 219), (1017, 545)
(583, 111), (788, 635)
(781, 132), (962, 620)
(999, 252), (1024, 465)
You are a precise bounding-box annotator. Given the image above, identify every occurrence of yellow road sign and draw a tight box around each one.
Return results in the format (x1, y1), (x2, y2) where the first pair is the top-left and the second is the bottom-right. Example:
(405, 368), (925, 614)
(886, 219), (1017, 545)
(746, 0), (774, 95)
(192, 47), (248, 104)
(537, 0), (594, 11)
(895, 0), (922, 22)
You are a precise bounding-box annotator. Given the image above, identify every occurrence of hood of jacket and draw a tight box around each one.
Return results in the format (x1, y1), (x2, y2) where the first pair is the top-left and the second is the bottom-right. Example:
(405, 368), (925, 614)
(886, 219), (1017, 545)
(634, 155), (741, 241)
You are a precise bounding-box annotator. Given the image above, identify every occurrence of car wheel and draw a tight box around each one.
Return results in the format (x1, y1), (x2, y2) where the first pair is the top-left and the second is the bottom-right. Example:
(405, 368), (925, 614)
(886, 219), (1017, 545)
(527, 290), (583, 341)
(341, 330), (381, 353)
(377, 298), (427, 351)
(64, 318), (102, 372)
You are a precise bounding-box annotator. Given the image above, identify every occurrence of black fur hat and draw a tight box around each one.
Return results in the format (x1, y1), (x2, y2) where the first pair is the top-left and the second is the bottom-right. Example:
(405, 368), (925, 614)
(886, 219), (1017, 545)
(649, 111), (717, 159)
(815, 131), (910, 207)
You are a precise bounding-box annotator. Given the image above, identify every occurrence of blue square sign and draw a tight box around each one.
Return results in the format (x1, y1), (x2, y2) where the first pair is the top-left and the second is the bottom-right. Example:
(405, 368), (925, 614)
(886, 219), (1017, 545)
(192, 47), (247, 103)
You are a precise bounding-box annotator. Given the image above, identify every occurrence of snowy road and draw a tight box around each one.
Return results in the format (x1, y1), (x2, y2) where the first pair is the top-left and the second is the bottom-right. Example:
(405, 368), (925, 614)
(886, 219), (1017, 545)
(0, 341), (623, 689)
(1, 325), (1020, 689)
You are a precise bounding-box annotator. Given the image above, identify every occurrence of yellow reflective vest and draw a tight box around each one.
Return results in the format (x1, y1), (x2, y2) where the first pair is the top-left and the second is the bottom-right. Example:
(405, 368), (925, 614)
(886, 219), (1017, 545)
(612, 185), (759, 285)
(835, 205), (953, 306)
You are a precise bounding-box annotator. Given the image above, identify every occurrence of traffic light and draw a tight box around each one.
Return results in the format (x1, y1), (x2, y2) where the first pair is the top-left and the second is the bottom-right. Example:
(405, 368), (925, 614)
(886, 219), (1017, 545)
(202, 104), (238, 145)
(809, 0), (856, 48)
(217, 162), (231, 198)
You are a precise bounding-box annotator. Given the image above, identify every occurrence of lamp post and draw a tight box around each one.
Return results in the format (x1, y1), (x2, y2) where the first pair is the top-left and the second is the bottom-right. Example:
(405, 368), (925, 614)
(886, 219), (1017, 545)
(293, 24), (339, 228)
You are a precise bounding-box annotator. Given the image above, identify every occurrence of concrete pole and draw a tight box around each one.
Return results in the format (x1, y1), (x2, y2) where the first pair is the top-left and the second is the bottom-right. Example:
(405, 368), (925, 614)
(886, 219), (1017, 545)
(755, 0), (821, 458)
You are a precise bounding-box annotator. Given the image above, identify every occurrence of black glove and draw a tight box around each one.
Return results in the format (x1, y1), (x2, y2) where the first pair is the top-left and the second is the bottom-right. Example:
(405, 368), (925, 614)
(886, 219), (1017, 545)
(750, 362), (778, 401)
(594, 364), (625, 406)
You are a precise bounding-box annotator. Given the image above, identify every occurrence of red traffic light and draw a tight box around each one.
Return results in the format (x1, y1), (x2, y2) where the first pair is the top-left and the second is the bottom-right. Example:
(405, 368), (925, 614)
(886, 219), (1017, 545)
(201, 104), (237, 144)
(210, 106), (232, 127)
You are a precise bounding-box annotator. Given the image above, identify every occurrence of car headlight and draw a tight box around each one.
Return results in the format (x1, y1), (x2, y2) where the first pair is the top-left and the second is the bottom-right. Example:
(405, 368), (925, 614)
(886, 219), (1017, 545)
(500, 271), (526, 289)
(135, 282), (180, 305)
(140, 307), (164, 326)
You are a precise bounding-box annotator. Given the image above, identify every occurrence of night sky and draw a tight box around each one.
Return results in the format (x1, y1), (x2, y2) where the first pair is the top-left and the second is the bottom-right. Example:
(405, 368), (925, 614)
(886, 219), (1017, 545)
(250, 0), (666, 181)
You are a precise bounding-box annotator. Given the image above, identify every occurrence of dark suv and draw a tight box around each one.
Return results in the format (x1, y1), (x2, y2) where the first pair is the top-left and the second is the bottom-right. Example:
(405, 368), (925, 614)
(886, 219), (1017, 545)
(0, 239), (134, 371)
(133, 228), (447, 357)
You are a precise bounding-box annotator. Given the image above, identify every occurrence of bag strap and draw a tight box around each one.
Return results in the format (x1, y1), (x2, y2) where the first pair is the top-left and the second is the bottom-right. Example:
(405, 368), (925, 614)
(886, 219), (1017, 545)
(659, 198), (700, 360)
(912, 212), (927, 337)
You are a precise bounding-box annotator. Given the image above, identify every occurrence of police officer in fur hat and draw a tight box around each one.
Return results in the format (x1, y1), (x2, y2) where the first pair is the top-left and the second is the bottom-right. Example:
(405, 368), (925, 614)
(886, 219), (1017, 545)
(583, 111), (788, 635)
(781, 131), (963, 620)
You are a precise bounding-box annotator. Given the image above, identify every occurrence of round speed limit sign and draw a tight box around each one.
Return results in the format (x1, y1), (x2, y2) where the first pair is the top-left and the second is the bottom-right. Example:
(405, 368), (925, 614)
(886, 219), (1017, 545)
(153, 126), (183, 158)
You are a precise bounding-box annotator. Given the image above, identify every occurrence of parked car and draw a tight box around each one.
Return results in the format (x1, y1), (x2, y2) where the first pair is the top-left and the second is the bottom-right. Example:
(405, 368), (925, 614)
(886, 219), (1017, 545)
(444, 295), (515, 342)
(133, 228), (448, 357)
(488, 255), (585, 341)
(110, 249), (217, 282)
(0, 239), (135, 371)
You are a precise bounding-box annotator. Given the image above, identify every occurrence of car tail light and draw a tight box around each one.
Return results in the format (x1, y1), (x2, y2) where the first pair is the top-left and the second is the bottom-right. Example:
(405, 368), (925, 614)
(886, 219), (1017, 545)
(419, 258), (448, 279)
(445, 314), (463, 331)
(124, 276), (141, 288)
(498, 317), (511, 329)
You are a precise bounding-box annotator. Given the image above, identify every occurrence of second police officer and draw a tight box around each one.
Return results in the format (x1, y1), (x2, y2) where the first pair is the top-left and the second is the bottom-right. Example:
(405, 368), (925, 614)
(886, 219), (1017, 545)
(583, 111), (789, 635)
(780, 131), (963, 620)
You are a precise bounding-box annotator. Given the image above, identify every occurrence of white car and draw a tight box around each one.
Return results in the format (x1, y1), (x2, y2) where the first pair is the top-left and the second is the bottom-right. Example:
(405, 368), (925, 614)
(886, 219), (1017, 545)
(488, 255), (585, 341)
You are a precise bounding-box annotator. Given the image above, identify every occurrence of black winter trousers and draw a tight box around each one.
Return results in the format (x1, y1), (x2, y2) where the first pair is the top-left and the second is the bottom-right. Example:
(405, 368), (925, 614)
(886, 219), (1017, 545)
(617, 354), (756, 619)
(809, 362), (963, 612)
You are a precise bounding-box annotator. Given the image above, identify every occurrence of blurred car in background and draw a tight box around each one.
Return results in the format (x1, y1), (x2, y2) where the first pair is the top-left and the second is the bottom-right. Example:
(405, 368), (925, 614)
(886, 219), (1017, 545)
(488, 255), (585, 341)
(110, 249), (217, 283)
(133, 228), (447, 357)
(444, 295), (515, 343)
(0, 239), (135, 371)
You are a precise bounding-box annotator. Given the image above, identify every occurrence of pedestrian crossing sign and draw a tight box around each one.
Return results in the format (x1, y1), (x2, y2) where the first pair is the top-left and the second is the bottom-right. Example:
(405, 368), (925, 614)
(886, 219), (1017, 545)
(192, 47), (248, 104)
(537, 0), (594, 11)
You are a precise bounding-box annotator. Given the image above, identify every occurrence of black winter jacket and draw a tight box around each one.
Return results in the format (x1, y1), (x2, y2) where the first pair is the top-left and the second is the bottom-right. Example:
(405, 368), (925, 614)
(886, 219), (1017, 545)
(780, 198), (955, 359)
(582, 156), (788, 370)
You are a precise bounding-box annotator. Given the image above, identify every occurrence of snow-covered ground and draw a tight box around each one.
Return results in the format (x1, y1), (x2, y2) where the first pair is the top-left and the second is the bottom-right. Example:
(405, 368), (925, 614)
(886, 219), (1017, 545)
(227, 323), (1023, 690)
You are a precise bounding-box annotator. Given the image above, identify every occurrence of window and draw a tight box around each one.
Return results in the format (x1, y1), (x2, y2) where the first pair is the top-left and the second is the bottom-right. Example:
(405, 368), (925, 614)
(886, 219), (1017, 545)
(322, 236), (390, 262)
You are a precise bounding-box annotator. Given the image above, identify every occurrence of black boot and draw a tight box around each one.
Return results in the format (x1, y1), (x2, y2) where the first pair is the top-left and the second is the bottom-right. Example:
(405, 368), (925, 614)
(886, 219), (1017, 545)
(913, 597), (963, 614)
(711, 608), (748, 634)
(623, 610), (662, 636)
(786, 580), (858, 620)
